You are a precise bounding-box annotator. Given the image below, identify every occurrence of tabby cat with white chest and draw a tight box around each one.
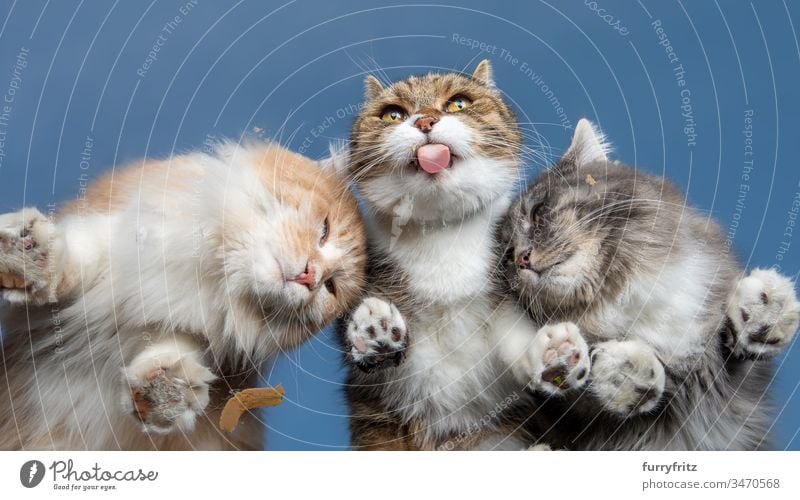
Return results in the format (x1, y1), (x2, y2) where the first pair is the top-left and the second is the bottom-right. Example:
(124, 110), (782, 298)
(339, 61), (595, 450)
(0, 142), (366, 450)
(502, 119), (800, 450)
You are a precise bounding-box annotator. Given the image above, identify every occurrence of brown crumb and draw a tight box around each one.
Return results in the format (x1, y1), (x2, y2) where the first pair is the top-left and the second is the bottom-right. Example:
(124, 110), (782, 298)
(219, 385), (285, 433)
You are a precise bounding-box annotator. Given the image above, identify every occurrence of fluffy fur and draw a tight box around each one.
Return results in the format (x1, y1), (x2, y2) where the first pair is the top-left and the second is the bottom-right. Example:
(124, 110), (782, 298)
(339, 61), (588, 450)
(0, 142), (367, 450)
(501, 119), (800, 450)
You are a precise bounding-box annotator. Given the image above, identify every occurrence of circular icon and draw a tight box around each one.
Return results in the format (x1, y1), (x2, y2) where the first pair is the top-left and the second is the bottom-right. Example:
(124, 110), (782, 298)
(20, 460), (45, 488)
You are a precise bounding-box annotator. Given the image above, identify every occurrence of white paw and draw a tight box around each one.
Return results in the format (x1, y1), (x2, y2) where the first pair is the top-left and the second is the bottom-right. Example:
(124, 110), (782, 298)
(345, 297), (407, 372)
(0, 208), (56, 305)
(123, 351), (215, 435)
(726, 268), (800, 358)
(517, 322), (590, 394)
(589, 340), (665, 416)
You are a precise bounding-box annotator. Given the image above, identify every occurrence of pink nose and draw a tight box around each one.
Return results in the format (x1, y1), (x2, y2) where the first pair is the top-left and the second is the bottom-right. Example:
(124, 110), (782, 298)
(292, 263), (316, 289)
(517, 250), (531, 269)
(414, 116), (438, 133)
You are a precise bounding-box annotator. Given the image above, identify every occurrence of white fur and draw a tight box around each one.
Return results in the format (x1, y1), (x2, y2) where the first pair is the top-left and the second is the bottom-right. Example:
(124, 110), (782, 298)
(353, 196), (583, 446)
(726, 268), (800, 357)
(370, 201), (510, 303)
(0, 208), (59, 303)
(359, 115), (518, 223)
(347, 99), (590, 448)
(346, 297), (406, 364)
(590, 247), (717, 368)
(512, 321), (590, 395)
(565, 118), (611, 166)
(590, 339), (666, 415)
(122, 337), (215, 434)
(0, 142), (346, 449)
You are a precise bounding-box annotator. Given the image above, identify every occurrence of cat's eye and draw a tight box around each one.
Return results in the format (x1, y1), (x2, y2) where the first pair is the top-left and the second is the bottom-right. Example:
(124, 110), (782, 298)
(531, 203), (544, 225)
(324, 279), (336, 295)
(380, 106), (407, 123)
(320, 217), (330, 246)
(445, 95), (472, 113)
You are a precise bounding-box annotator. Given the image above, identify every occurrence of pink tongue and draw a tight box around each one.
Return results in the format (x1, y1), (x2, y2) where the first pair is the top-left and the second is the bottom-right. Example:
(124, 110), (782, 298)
(416, 144), (451, 174)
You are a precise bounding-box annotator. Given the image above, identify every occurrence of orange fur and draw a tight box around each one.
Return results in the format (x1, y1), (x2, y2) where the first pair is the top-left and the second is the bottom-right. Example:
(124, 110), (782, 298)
(0, 141), (367, 450)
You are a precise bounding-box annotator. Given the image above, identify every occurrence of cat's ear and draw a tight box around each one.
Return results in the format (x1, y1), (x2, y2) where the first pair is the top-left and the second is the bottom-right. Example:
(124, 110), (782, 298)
(364, 75), (384, 100)
(472, 59), (495, 87)
(318, 141), (350, 179)
(561, 118), (610, 167)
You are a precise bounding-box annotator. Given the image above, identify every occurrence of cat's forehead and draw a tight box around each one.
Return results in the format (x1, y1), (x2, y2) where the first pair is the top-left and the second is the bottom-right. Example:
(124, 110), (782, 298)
(387, 73), (479, 106)
(524, 174), (589, 208)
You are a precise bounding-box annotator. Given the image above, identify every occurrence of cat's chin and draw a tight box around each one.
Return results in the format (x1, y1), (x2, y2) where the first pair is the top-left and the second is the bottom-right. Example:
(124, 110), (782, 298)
(519, 269), (577, 298)
(361, 156), (515, 222)
(519, 268), (544, 287)
(284, 281), (315, 303)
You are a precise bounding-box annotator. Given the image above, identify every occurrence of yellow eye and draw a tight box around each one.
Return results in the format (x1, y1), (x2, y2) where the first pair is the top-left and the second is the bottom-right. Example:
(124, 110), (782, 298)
(445, 95), (472, 113)
(381, 106), (407, 123)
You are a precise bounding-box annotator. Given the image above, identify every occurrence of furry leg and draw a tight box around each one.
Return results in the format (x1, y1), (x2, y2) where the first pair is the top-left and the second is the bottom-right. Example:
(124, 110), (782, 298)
(0, 208), (113, 306)
(589, 339), (666, 417)
(0, 208), (62, 305)
(724, 268), (800, 358)
(491, 303), (590, 394)
(344, 297), (408, 372)
(122, 336), (215, 435)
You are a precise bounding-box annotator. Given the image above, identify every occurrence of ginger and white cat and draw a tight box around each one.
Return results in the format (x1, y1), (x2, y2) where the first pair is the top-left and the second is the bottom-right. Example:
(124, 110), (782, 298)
(502, 119), (800, 449)
(0, 142), (366, 450)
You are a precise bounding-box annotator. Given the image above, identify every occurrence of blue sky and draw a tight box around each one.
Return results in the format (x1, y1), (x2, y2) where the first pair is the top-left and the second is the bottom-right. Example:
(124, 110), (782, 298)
(0, 0), (798, 450)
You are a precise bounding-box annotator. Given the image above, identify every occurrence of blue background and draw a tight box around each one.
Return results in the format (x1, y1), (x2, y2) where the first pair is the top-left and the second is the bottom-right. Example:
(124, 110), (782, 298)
(0, 0), (798, 450)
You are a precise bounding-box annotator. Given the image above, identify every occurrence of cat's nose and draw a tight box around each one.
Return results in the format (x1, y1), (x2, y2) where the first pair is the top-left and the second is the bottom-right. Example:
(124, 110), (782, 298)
(292, 263), (316, 289)
(516, 250), (531, 269)
(414, 116), (438, 133)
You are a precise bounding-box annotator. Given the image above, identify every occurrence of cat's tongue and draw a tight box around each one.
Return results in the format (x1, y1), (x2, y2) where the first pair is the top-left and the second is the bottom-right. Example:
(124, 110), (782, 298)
(416, 144), (451, 174)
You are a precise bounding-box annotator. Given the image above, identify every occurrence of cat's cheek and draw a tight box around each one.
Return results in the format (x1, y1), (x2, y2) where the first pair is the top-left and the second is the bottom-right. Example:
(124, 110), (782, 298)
(299, 293), (328, 327)
(250, 256), (283, 294)
(554, 247), (597, 287)
(319, 242), (343, 262)
(549, 274), (583, 296)
(428, 115), (473, 157)
(320, 295), (338, 322)
(387, 121), (425, 162)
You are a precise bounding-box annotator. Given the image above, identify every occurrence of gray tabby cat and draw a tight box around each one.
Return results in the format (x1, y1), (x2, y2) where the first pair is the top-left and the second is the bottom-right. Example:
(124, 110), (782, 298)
(502, 119), (800, 450)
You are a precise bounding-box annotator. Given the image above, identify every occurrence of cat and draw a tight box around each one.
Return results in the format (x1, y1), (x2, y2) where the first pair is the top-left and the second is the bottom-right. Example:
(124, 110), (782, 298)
(501, 118), (800, 450)
(337, 60), (597, 450)
(0, 142), (367, 450)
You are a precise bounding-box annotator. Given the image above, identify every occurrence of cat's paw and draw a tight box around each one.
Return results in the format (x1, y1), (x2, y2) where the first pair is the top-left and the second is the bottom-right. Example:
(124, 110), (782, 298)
(123, 352), (215, 434)
(725, 268), (800, 358)
(589, 340), (665, 417)
(345, 297), (407, 373)
(0, 208), (56, 305)
(518, 322), (590, 394)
